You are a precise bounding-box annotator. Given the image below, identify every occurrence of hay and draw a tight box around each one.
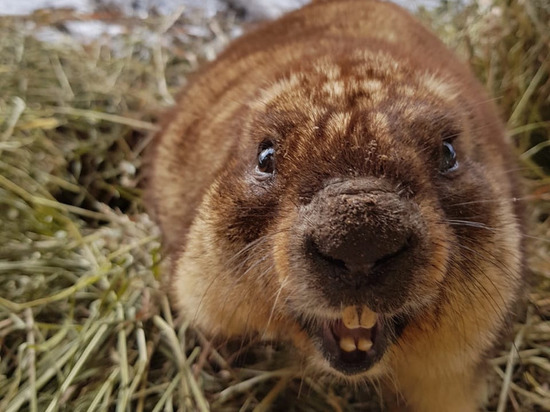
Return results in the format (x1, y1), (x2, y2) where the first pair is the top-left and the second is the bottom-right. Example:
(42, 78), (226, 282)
(0, 1), (548, 410)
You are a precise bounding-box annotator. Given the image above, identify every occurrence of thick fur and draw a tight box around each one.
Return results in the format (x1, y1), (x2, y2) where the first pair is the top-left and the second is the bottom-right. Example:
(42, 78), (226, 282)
(146, 1), (523, 410)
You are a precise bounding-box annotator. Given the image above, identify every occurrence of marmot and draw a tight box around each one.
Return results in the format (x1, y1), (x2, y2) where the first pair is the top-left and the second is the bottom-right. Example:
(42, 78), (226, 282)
(146, 1), (524, 410)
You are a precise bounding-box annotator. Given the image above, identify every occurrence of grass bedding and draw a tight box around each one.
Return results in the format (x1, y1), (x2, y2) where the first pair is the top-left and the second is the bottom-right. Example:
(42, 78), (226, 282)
(0, 1), (549, 410)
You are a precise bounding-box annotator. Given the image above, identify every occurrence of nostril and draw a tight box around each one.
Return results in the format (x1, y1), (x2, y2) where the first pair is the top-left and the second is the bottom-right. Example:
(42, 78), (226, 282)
(319, 249), (349, 272)
(306, 238), (349, 272)
(370, 235), (413, 273)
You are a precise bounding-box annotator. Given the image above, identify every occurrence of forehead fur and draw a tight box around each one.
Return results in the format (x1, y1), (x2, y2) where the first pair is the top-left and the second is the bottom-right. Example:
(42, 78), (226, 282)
(251, 52), (461, 137)
(245, 57), (463, 180)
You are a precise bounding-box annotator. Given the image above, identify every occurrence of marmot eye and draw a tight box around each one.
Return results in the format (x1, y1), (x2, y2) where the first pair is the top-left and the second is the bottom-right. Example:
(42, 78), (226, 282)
(257, 143), (275, 175)
(440, 140), (458, 174)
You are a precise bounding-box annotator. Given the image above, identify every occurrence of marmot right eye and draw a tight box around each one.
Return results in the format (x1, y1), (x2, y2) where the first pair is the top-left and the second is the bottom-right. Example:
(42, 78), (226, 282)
(257, 143), (275, 175)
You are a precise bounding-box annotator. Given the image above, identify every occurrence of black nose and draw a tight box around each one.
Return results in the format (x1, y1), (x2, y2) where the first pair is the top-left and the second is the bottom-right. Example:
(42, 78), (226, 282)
(308, 210), (412, 274)
(303, 179), (421, 288)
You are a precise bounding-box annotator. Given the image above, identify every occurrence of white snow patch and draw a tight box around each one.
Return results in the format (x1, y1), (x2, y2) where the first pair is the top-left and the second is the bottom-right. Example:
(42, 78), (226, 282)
(0, 0), (442, 19)
(0, 0), (93, 15)
(230, 0), (310, 20)
(1, 0), (445, 45)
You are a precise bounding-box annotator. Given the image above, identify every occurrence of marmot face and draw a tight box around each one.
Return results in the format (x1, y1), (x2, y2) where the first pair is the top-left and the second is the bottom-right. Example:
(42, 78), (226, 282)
(147, 0), (523, 408)
(200, 55), (520, 376)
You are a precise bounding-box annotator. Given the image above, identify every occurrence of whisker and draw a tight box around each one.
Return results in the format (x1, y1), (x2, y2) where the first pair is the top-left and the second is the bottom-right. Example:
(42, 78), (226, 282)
(453, 240), (518, 327)
(191, 235), (273, 326)
(445, 216), (550, 244)
(448, 195), (537, 207)
(447, 219), (499, 231)
(263, 275), (288, 339)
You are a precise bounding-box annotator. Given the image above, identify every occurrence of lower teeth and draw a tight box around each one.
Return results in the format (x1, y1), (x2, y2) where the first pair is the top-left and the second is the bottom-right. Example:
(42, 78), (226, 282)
(358, 338), (373, 351)
(339, 336), (373, 352)
(340, 336), (357, 352)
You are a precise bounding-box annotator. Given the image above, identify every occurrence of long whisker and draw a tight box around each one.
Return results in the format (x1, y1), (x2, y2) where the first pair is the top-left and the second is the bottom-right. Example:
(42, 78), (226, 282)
(263, 276), (288, 339)
(447, 219), (500, 231)
(448, 195), (535, 207)
(191, 234), (273, 325)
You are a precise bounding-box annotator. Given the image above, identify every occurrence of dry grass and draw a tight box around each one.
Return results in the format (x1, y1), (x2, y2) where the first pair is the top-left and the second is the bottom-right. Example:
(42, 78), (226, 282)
(0, 1), (548, 410)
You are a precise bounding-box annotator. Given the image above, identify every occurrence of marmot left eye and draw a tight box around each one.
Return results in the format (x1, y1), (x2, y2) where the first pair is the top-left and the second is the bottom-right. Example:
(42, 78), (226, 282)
(257, 146), (275, 175)
(440, 141), (458, 174)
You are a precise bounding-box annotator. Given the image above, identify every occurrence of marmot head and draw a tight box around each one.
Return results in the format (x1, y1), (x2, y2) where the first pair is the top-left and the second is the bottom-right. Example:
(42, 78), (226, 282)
(170, 50), (521, 377)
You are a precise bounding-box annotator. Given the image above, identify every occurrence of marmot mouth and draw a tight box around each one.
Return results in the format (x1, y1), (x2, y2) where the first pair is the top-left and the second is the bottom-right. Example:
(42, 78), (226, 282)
(319, 306), (384, 375)
(323, 316), (379, 365)
(298, 305), (397, 375)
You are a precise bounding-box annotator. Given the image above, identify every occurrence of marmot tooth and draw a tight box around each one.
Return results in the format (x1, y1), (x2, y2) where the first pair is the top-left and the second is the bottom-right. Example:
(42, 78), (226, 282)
(339, 336), (357, 352)
(358, 338), (373, 352)
(360, 306), (377, 329)
(342, 305), (360, 329)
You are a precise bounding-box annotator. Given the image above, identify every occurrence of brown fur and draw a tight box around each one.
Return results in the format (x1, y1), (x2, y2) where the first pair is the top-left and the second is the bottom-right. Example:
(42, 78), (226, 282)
(145, 1), (524, 410)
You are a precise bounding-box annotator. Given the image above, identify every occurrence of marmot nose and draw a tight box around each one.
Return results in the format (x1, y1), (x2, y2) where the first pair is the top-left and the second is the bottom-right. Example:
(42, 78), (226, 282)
(308, 213), (412, 275)
(303, 179), (420, 286)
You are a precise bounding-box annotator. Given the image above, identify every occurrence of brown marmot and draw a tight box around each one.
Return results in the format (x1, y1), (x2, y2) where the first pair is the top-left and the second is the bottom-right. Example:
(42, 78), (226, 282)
(146, 1), (524, 410)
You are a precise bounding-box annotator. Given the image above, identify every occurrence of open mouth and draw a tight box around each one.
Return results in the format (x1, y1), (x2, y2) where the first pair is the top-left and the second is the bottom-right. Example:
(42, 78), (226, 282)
(299, 305), (395, 375)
